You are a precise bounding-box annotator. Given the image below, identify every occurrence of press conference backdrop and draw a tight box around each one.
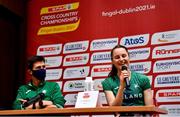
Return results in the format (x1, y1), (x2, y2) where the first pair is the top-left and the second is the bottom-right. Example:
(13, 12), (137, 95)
(26, 0), (180, 116)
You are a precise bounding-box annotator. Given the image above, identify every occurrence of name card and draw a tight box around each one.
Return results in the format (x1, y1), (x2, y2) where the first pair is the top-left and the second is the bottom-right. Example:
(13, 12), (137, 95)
(75, 91), (99, 108)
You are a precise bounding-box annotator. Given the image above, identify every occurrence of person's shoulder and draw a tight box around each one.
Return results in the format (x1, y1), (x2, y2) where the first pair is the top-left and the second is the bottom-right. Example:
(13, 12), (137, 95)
(45, 81), (59, 87)
(17, 84), (30, 92)
(45, 81), (57, 85)
(102, 76), (114, 84)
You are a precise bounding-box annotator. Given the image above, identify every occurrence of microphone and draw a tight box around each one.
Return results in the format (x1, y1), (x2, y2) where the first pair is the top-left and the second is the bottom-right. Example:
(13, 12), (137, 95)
(22, 92), (45, 108)
(121, 65), (130, 88)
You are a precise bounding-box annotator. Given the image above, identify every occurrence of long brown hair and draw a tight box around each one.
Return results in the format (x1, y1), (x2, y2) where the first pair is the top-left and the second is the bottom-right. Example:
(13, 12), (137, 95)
(108, 45), (129, 77)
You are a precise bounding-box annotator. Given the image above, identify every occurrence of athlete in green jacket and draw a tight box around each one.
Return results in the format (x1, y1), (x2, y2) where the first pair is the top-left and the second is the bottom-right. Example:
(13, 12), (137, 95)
(13, 56), (66, 110)
(101, 45), (153, 106)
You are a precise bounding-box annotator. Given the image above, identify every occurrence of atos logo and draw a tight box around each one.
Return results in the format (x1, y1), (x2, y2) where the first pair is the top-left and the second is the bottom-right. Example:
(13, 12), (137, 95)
(124, 36), (144, 45)
(120, 34), (149, 48)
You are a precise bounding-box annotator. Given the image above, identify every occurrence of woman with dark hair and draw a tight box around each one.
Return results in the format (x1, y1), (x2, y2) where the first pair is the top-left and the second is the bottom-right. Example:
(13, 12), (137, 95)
(101, 45), (153, 107)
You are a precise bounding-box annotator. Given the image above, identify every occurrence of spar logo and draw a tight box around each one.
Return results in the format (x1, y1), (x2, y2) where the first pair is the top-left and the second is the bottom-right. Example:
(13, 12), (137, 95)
(152, 44), (180, 59)
(130, 61), (151, 74)
(37, 44), (62, 55)
(91, 51), (111, 64)
(63, 40), (89, 54)
(154, 74), (180, 88)
(120, 34), (149, 48)
(90, 37), (118, 51)
(40, 2), (79, 15)
(156, 89), (180, 102)
(153, 59), (180, 73)
(91, 65), (111, 77)
(63, 80), (84, 92)
(129, 47), (150, 61)
(63, 53), (89, 66)
(94, 67), (111, 72)
(83, 93), (90, 99)
(151, 29), (180, 45)
(160, 92), (180, 97)
(63, 66), (90, 79)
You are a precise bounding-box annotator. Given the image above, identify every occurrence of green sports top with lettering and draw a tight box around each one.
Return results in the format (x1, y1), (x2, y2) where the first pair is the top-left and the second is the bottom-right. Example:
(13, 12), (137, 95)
(101, 71), (151, 106)
(13, 81), (66, 109)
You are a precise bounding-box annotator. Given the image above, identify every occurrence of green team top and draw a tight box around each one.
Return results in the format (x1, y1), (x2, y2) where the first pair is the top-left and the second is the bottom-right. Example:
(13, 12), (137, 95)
(101, 71), (151, 106)
(13, 81), (66, 110)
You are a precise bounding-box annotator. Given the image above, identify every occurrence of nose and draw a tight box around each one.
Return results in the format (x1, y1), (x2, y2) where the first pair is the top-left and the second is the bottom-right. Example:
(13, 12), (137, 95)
(118, 56), (123, 61)
(118, 58), (125, 64)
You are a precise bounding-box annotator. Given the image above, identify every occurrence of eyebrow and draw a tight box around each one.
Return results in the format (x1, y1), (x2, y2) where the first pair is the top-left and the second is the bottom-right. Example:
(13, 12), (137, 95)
(35, 65), (46, 68)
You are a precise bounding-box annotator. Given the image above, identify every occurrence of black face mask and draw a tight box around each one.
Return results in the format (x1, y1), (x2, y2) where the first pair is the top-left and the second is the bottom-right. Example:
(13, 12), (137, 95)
(32, 69), (46, 81)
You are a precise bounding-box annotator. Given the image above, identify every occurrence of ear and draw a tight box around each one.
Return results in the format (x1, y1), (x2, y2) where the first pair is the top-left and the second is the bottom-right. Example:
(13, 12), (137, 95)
(28, 69), (33, 75)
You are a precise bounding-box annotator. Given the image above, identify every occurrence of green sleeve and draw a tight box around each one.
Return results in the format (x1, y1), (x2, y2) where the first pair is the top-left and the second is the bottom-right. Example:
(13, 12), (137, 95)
(141, 75), (151, 90)
(12, 86), (26, 110)
(51, 83), (66, 108)
(101, 78), (112, 91)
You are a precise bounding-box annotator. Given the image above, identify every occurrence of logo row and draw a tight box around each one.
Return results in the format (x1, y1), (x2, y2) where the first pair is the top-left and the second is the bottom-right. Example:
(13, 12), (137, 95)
(37, 29), (180, 55)
(57, 79), (180, 106)
(44, 48), (179, 67)
(45, 60), (180, 81)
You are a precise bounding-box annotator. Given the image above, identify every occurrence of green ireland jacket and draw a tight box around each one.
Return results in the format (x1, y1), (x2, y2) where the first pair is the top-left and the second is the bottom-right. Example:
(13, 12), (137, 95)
(13, 81), (66, 110)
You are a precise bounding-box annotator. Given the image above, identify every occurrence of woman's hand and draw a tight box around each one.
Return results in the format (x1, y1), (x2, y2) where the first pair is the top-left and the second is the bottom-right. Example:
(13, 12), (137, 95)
(118, 69), (130, 88)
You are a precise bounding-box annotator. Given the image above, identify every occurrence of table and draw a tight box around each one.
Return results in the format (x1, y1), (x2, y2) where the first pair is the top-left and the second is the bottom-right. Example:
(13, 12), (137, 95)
(0, 106), (168, 115)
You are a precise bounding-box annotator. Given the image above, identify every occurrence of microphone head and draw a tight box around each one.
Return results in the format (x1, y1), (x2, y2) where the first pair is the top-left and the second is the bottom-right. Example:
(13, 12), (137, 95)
(39, 93), (45, 99)
(122, 65), (127, 71)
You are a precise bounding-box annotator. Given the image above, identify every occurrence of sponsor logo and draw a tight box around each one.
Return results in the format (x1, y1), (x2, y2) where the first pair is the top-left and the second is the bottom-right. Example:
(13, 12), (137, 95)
(159, 104), (180, 117)
(153, 59), (180, 73)
(64, 94), (78, 106)
(46, 69), (62, 80)
(152, 44), (180, 58)
(37, 44), (62, 55)
(159, 92), (180, 97)
(63, 66), (90, 79)
(83, 93), (90, 99)
(40, 2), (79, 15)
(156, 89), (180, 102)
(63, 80), (84, 92)
(91, 65), (111, 77)
(129, 47), (150, 61)
(90, 38), (118, 51)
(154, 74), (180, 88)
(63, 53), (89, 66)
(45, 56), (62, 68)
(120, 34), (149, 47)
(151, 29), (180, 45)
(63, 40), (89, 54)
(91, 51), (111, 64)
(130, 61), (151, 74)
